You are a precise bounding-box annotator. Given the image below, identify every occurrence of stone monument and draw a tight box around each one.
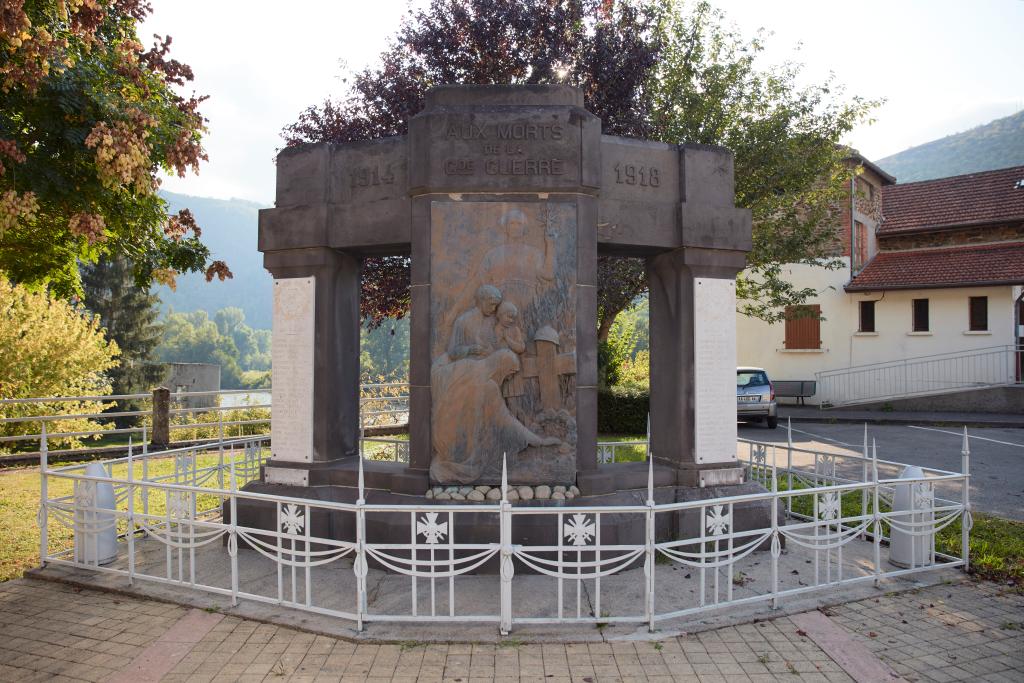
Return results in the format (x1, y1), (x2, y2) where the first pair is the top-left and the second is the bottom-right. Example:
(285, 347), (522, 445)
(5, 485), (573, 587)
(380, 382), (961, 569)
(243, 85), (755, 540)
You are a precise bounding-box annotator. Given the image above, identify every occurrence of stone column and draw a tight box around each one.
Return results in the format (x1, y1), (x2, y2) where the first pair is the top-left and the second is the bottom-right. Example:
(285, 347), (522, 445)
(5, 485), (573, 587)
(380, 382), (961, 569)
(264, 247), (360, 464)
(648, 248), (746, 484)
(648, 144), (751, 486)
(575, 196), (599, 475)
(407, 197), (432, 475)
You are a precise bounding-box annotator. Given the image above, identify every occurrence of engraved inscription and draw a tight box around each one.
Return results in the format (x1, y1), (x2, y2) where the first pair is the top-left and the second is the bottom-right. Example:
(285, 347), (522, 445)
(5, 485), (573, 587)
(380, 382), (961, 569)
(350, 164), (395, 188)
(614, 163), (660, 187)
(693, 278), (737, 465)
(440, 118), (572, 178)
(271, 278), (315, 463)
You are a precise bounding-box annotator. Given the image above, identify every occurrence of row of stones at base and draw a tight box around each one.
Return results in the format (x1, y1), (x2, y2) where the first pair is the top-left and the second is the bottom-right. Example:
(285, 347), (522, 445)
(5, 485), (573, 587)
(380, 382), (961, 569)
(425, 484), (582, 502)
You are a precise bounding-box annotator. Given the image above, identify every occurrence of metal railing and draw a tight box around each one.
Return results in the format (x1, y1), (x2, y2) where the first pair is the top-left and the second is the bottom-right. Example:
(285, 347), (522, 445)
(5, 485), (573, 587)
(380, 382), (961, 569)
(39, 425), (971, 635)
(816, 344), (1022, 407)
(1, 383), (411, 461)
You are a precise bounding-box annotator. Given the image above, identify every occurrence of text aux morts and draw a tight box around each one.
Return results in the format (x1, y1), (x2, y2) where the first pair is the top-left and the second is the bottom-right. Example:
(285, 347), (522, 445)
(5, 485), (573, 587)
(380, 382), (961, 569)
(443, 122), (568, 176)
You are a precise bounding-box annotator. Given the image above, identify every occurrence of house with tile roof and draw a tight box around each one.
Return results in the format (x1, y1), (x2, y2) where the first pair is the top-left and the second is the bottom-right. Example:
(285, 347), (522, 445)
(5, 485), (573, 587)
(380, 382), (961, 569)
(736, 163), (1024, 408)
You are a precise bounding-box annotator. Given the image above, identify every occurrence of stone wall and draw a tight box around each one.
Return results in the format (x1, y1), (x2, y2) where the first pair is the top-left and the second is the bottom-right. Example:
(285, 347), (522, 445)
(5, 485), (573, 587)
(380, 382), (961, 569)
(879, 222), (1024, 251)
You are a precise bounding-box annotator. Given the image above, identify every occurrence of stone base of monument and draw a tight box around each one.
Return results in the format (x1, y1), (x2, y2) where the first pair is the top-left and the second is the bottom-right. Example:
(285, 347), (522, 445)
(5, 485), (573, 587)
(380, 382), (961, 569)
(231, 462), (779, 574)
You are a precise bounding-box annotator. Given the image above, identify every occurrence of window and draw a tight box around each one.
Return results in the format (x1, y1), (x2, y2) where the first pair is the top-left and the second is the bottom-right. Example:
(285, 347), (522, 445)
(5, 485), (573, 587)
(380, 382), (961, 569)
(784, 304), (821, 349)
(859, 300), (876, 333)
(737, 370), (770, 388)
(912, 299), (929, 332)
(969, 296), (988, 331)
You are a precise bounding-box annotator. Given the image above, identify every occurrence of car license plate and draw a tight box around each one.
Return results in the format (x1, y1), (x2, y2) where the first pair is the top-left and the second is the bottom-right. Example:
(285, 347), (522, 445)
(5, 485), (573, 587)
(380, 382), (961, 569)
(738, 395), (760, 403)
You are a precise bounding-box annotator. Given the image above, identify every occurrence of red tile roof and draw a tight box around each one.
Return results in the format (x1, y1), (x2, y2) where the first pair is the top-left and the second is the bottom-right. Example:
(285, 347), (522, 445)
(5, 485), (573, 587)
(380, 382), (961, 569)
(846, 241), (1024, 291)
(879, 165), (1024, 234)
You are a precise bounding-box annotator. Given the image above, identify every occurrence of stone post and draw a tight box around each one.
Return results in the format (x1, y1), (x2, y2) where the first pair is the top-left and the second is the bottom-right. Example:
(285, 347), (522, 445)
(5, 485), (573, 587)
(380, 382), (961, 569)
(151, 386), (170, 447)
(264, 247), (361, 463)
(649, 144), (751, 485)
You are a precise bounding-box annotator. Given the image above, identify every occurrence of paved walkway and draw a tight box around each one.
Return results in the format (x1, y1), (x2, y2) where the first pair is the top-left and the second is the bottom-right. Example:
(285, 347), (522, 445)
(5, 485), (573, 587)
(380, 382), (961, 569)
(0, 578), (1020, 682)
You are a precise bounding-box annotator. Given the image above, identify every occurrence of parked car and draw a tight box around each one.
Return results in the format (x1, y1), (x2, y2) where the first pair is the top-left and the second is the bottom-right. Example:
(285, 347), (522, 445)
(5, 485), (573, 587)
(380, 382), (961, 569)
(737, 366), (778, 428)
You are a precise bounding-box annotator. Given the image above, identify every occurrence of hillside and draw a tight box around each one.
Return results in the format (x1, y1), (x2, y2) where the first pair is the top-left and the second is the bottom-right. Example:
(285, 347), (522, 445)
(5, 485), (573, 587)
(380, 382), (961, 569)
(159, 192), (272, 328)
(876, 110), (1024, 182)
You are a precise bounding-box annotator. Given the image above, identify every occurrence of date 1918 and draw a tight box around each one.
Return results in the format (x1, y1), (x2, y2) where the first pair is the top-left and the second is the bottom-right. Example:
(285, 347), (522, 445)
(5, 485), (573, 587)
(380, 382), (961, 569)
(613, 163), (659, 187)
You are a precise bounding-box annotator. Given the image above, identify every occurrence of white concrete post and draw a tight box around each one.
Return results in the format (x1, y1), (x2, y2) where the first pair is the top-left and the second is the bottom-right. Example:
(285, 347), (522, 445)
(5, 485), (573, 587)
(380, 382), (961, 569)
(961, 426), (972, 572)
(38, 423), (48, 568)
(499, 453), (513, 635)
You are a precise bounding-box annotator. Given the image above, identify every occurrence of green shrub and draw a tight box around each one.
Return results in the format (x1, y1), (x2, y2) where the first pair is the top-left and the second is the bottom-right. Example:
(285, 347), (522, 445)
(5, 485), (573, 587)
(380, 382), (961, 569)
(597, 386), (649, 434)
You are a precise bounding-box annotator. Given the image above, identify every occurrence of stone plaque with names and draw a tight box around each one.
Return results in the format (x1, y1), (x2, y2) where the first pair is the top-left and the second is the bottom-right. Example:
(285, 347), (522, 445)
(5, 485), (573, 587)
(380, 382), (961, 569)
(271, 277), (315, 463)
(693, 278), (738, 465)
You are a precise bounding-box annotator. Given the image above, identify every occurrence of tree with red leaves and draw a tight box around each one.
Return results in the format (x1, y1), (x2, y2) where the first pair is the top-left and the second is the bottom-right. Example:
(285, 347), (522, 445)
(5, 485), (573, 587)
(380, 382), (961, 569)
(284, 0), (874, 336)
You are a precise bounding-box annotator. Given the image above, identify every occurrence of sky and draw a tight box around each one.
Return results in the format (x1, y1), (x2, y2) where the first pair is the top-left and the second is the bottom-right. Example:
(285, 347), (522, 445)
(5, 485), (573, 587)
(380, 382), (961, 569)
(143, 0), (1024, 205)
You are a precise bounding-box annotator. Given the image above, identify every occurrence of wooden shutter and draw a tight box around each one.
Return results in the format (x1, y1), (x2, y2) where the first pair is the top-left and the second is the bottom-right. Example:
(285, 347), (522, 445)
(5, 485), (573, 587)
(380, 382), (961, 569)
(855, 221), (868, 269)
(785, 305), (821, 349)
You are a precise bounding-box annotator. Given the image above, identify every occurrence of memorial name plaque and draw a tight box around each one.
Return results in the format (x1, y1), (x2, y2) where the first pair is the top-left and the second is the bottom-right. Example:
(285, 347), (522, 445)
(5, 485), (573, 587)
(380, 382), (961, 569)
(265, 467), (310, 487)
(271, 277), (315, 464)
(693, 277), (737, 464)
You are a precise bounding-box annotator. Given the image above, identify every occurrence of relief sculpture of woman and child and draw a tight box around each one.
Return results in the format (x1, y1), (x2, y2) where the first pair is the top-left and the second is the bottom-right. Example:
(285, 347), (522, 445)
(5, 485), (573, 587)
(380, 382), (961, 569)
(430, 207), (576, 485)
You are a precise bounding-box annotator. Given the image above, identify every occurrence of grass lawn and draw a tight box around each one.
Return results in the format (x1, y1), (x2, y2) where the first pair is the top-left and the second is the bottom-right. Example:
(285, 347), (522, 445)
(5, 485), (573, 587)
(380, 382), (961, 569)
(0, 451), (257, 582)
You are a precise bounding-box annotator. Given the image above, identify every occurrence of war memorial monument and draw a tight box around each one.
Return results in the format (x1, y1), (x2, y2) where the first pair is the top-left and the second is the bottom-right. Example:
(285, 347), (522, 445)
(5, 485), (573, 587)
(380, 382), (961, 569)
(35, 84), (967, 640)
(241, 83), (762, 542)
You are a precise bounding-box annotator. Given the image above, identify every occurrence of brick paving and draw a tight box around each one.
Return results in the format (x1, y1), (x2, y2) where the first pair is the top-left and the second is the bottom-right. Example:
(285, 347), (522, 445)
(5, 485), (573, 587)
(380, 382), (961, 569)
(0, 577), (1019, 682)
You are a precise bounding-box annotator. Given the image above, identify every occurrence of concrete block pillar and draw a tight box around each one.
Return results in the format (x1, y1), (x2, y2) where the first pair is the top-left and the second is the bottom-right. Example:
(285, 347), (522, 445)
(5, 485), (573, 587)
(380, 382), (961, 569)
(265, 247), (361, 463)
(151, 386), (170, 447)
(648, 247), (747, 484)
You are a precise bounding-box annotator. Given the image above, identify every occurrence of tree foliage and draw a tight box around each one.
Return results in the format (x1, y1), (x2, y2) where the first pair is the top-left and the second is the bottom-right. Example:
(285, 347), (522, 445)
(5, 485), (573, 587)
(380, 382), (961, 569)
(82, 255), (164, 425)
(648, 2), (876, 322)
(0, 276), (119, 450)
(283, 0), (659, 328)
(0, 0), (230, 296)
(157, 308), (270, 389)
(283, 0), (876, 328)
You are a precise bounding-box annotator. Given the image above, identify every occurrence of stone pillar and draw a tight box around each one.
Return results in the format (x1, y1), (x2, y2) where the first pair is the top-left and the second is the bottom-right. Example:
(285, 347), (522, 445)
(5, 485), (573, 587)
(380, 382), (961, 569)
(264, 247), (360, 464)
(649, 144), (752, 486)
(648, 248), (746, 484)
(407, 196), (432, 475)
(575, 196), (599, 474)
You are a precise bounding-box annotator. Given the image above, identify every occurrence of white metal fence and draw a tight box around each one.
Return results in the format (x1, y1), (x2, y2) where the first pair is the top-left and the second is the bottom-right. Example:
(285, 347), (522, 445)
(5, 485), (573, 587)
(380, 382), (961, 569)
(815, 344), (1022, 407)
(38, 426), (972, 635)
(2, 383), (410, 460)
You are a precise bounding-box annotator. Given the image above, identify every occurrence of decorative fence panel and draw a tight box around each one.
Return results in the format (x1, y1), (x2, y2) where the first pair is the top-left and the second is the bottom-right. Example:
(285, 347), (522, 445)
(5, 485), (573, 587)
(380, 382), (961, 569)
(39, 428), (971, 635)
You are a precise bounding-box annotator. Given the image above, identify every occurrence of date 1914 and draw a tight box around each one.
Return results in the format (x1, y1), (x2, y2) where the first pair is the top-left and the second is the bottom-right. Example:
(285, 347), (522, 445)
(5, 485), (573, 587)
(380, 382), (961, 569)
(350, 165), (395, 189)
(613, 163), (659, 187)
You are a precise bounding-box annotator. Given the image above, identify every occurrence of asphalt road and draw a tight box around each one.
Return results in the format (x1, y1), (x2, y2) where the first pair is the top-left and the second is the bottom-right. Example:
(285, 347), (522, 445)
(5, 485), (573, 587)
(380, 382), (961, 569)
(737, 420), (1024, 520)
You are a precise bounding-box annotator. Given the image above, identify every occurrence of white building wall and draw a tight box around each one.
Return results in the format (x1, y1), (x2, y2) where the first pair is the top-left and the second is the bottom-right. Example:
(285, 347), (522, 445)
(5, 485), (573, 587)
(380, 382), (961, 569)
(736, 259), (1018, 404)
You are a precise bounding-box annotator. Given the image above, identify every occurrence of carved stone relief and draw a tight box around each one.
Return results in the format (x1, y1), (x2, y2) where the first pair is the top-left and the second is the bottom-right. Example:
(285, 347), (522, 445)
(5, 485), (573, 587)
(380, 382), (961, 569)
(430, 201), (577, 485)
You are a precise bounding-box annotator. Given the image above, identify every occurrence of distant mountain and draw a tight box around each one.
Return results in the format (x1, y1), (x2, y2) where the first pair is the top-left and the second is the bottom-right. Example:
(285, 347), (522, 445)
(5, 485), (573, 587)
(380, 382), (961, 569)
(876, 110), (1024, 182)
(159, 192), (272, 328)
